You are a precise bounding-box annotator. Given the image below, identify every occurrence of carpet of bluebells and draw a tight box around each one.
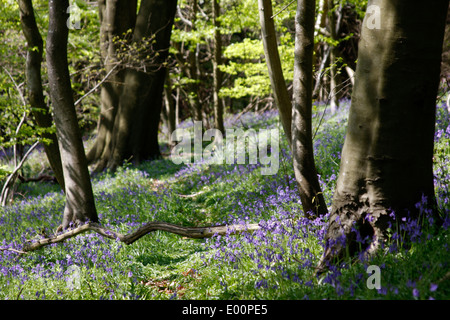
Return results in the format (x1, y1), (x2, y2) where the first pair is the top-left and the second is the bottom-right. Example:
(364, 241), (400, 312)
(0, 100), (449, 300)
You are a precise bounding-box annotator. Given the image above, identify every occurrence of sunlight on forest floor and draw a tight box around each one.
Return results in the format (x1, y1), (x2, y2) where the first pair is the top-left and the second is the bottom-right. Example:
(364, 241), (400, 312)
(0, 101), (449, 300)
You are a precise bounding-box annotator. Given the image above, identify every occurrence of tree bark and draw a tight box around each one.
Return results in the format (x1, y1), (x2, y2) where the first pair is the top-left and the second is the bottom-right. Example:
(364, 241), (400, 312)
(47, 0), (98, 229)
(212, 0), (225, 133)
(292, 0), (328, 218)
(86, 0), (137, 170)
(18, 0), (65, 191)
(163, 71), (177, 145)
(258, 0), (292, 147)
(188, 0), (203, 124)
(87, 0), (177, 171)
(317, 0), (449, 272)
(327, 0), (339, 113)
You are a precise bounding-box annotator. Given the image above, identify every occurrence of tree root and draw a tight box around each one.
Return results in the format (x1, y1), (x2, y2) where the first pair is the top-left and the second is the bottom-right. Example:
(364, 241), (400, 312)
(21, 221), (262, 253)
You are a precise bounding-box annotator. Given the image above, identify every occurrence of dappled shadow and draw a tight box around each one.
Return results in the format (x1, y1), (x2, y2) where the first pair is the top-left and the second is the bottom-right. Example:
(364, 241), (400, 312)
(136, 252), (191, 266)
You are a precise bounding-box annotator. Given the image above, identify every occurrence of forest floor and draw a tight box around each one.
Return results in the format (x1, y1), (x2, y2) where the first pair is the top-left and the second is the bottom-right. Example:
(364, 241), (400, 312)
(0, 100), (449, 300)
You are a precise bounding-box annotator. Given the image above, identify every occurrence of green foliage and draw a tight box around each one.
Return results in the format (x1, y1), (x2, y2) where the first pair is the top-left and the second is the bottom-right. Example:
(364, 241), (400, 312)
(0, 0), (102, 149)
(344, 0), (368, 19)
(169, 0), (297, 113)
(0, 165), (11, 181)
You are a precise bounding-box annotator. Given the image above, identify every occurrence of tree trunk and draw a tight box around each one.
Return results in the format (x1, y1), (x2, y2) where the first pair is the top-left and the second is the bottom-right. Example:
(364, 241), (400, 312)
(86, 0), (137, 170)
(212, 0), (224, 133)
(88, 0), (177, 171)
(317, 0), (449, 272)
(292, 0), (328, 218)
(47, 0), (98, 229)
(18, 0), (65, 191)
(174, 1), (203, 125)
(163, 71), (177, 146)
(188, 0), (203, 125)
(258, 0), (292, 147)
(327, 0), (339, 113)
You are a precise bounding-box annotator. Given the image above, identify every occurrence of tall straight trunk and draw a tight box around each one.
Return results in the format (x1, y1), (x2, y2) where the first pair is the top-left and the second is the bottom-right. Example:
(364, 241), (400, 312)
(327, 0), (339, 113)
(188, 0), (203, 124)
(314, 0), (327, 38)
(212, 0), (224, 133)
(163, 72), (176, 145)
(47, 0), (98, 229)
(259, 0), (327, 218)
(258, 0), (292, 147)
(292, 0), (328, 218)
(18, 0), (65, 191)
(318, 0), (448, 272)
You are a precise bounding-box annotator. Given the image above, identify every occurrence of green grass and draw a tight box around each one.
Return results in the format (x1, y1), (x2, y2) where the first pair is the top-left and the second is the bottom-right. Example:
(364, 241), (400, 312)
(0, 104), (449, 300)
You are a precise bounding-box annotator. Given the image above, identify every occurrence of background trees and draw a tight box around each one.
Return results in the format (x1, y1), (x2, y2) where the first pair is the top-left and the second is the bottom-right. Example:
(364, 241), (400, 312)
(0, 0), (449, 276)
(18, 0), (64, 191)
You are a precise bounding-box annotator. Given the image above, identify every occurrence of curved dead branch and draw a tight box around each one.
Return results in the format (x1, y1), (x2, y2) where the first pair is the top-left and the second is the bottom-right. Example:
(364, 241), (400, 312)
(22, 221), (262, 253)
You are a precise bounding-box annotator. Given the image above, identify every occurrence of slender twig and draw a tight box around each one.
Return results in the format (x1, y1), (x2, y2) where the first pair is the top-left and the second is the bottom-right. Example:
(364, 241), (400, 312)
(16, 286), (25, 300)
(0, 140), (40, 206)
(2, 66), (27, 106)
(176, 5), (193, 28)
(2, 66), (29, 167)
(74, 63), (120, 106)
(270, 0), (296, 19)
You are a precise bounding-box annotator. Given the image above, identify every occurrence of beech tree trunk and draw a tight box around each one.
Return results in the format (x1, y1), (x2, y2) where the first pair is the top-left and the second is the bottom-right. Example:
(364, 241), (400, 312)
(163, 72), (177, 145)
(258, 0), (292, 147)
(47, 0), (98, 229)
(258, 0), (328, 217)
(188, 0), (203, 124)
(259, 0), (327, 218)
(86, 0), (137, 171)
(18, 0), (65, 191)
(87, 0), (177, 171)
(317, 0), (449, 272)
(212, 0), (224, 133)
(292, 0), (328, 218)
(327, 0), (339, 113)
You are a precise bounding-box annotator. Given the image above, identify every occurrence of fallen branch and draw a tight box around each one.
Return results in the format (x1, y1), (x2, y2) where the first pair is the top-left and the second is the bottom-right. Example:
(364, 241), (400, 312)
(22, 221), (262, 253)
(18, 173), (58, 184)
(0, 247), (28, 255)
